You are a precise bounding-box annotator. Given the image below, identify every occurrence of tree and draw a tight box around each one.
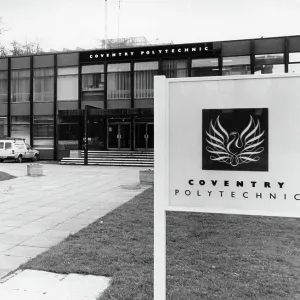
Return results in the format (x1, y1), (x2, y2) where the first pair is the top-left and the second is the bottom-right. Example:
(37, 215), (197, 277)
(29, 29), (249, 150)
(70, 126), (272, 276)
(0, 44), (9, 57)
(0, 17), (43, 57)
(0, 40), (44, 57)
(9, 40), (43, 56)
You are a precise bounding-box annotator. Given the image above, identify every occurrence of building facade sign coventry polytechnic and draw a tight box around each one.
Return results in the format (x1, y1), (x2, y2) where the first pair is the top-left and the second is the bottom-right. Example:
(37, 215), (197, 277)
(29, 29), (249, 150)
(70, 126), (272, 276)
(80, 42), (214, 63)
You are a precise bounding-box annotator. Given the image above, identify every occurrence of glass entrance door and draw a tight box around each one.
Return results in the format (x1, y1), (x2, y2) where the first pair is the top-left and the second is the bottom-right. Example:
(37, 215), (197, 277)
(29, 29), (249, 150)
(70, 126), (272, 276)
(134, 123), (147, 149)
(119, 124), (131, 149)
(147, 123), (154, 150)
(108, 123), (131, 150)
(134, 122), (154, 150)
(108, 124), (119, 149)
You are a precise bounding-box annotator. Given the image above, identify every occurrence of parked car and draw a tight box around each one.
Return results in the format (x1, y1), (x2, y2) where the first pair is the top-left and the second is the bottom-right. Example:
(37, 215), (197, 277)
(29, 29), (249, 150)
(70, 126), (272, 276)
(0, 138), (39, 163)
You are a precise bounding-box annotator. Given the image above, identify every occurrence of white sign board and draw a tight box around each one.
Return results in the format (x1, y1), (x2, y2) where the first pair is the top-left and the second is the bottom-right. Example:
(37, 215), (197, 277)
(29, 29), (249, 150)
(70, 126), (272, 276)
(154, 74), (300, 300)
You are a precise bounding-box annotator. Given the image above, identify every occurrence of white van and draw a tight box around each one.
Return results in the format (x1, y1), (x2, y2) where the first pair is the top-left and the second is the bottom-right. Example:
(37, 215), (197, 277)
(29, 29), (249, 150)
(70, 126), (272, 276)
(0, 138), (39, 163)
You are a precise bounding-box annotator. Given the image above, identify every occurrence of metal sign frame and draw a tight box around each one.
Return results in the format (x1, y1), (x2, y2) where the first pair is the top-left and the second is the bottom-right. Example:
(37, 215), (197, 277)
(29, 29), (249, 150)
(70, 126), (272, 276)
(154, 73), (300, 300)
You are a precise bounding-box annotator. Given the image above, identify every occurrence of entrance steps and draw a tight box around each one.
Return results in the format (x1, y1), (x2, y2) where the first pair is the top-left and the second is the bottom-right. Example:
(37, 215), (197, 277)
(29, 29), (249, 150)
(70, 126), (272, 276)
(60, 151), (154, 167)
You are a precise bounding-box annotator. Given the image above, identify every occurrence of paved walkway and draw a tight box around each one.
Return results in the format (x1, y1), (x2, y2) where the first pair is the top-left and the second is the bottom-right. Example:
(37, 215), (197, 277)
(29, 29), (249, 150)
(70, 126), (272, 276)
(0, 162), (148, 280)
(0, 269), (111, 299)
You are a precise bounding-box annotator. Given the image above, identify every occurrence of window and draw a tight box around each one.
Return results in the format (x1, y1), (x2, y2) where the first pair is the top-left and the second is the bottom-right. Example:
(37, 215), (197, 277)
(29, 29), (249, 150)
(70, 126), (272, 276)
(58, 115), (79, 150)
(222, 56), (251, 76)
(289, 64), (300, 73)
(162, 60), (188, 78)
(82, 65), (104, 90)
(34, 68), (54, 102)
(26, 144), (32, 150)
(57, 67), (78, 101)
(0, 71), (8, 103)
(11, 116), (30, 144)
(289, 52), (300, 63)
(255, 53), (284, 65)
(289, 52), (300, 74)
(254, 53), (285, 74)
(82, 65), (104, 102)
(11, 69), (30, 103)
(191, 58), (219, 77)
(5, 142), (12, 150)
(33, 115), (54, 149)
(0, 117), (7, 137)
(0, 142), (3, 149)
(134, 61), (158, 99)
(107, 63), (131, 100)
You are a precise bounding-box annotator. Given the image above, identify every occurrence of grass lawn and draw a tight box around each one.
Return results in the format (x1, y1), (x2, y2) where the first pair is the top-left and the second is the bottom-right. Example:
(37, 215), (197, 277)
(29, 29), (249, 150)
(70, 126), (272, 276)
(22, 187), (300, 300)
(0, 171), (16, 181)
(166, 212), (300, 300)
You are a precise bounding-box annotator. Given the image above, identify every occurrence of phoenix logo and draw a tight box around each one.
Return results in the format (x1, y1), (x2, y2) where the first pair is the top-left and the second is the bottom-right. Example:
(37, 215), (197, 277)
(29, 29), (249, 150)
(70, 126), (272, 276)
(205, 115), (265, 167)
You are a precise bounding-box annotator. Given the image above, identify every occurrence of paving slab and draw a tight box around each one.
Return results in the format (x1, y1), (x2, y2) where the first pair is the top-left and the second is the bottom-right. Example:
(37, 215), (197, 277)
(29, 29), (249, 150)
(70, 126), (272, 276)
(0, 219), (30, 227)
(3, 245), (46, 258)
(0, 226), (17, 234)
(68, 216), (94, 224)
(0, 233), (33, 245)
(50, 222), (89, 232)
(0, 255), (28, 270)
(6, 226), (48, 237)
(27, 219), (63, 228)
(20, 236), (64, 248)
(36, 215), (72, 224)
(0, 243), (15, 253)
(0, 269), (110, 299)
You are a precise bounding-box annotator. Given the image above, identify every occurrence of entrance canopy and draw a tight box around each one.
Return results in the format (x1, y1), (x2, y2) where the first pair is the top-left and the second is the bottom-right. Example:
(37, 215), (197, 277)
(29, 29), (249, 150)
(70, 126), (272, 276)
(58, 108), (154, 117)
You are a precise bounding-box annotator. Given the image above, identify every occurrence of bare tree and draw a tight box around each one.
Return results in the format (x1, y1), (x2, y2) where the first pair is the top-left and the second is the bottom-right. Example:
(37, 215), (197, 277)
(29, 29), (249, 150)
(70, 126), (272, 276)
(0, 44), (9, 57)
(1, 40), (44, 57)
(0, 17), (43, 57)
(10, 40), (23, 56)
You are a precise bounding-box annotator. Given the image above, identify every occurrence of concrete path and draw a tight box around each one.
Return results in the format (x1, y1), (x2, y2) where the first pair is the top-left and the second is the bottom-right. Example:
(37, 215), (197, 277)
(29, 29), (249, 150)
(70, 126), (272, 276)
(0, 162), (148, 279)
(0, 269), (111, 299)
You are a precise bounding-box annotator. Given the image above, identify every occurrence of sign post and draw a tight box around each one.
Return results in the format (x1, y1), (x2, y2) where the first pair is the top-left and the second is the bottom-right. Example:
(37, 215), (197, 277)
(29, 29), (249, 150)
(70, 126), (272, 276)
(154, 76), (169, 300)
(154, 74), (300, 300)
(84, 106), (89, 165)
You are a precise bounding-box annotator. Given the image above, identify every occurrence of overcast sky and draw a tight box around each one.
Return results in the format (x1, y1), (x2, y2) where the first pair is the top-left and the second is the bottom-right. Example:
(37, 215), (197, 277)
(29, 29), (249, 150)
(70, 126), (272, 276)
(1, 0), (300, 51)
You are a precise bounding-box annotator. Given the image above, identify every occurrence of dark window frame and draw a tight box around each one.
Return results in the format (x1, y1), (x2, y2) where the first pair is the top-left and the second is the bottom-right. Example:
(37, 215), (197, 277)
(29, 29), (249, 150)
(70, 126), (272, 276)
(33, 67), (55, 103)
(11, 68), (31, 103)
(0, 70), (8, 104)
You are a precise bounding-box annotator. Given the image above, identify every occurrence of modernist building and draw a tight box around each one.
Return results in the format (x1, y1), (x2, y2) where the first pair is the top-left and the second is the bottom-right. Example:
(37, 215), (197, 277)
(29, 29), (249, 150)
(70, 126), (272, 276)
(1, 34), (300, 160)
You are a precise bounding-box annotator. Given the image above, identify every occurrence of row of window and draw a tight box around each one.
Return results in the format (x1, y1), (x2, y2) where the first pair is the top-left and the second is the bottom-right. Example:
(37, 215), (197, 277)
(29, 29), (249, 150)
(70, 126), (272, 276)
(191, 53), (300, 76)
(0, 68), (76, 103)
(0, 116), (53, 149)
(1, 115), (87, 151)
(1, 53), (300, 103)
(0, 115), (78, 150)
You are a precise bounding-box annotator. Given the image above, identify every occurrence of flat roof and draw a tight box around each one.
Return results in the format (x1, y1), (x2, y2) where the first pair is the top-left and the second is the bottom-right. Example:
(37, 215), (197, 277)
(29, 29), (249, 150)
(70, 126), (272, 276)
(1, 34), (300, 59)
